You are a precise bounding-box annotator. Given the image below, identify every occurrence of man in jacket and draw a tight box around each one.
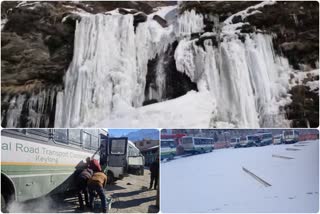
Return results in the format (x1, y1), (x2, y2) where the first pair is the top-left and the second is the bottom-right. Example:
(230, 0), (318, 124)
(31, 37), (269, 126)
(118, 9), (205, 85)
(87, 171), (108, 212)
(149, 158), (159, 190)
(75, 168), (93, 210)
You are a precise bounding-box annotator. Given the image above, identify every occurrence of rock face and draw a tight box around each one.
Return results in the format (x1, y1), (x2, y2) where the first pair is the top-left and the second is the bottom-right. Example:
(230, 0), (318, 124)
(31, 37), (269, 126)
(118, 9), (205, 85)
(1, 2), (77, 127)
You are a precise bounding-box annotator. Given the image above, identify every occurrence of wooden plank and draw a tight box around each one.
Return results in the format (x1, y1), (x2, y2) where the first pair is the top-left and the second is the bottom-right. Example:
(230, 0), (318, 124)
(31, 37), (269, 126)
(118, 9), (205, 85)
(286, 148), (301, 151)
(242, 167), (272, 187)
(272, 154), (294, 160)
(293, 144), (307, 147)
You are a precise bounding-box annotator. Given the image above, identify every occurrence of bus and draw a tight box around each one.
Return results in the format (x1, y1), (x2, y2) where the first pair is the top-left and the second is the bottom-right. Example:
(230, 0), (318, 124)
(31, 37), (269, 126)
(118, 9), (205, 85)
(246, 133), (273, 147)
(283, 130), (299, 144)
(1, 129), (144, 211)
(255, 133), (273, 146)
(181, 137), (214, 154)
(100, 136), (145, 183)
(230, 138), (240, 147)
(234, 136), (254, 148)
(273, 134), (283, 145)
(160, 139), (176, 160)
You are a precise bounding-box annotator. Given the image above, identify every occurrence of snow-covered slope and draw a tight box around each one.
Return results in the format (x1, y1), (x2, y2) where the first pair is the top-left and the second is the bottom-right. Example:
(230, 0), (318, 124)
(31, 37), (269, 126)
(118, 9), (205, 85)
(161, 140), (319, 212)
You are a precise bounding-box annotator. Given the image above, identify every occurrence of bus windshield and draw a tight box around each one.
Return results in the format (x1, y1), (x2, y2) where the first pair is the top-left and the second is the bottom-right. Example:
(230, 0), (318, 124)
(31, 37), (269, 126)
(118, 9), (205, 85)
(182, 137), (193, 145)
(194, 138), (212, 145)
(231, 138), (237, 143)
(161, 140), (175, 148)
(247, 135), (258, 141)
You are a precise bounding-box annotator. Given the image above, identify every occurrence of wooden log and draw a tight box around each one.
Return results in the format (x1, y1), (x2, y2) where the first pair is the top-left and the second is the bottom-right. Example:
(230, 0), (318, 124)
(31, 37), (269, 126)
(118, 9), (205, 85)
(242, 167), (272, 187)
(286, 148), (301, 151)
(272, 154), (294, 159)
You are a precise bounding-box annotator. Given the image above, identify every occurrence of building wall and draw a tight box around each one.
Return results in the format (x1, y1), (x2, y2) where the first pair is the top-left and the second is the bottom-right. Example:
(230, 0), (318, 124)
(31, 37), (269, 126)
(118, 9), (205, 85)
(134, 139), (159, 151)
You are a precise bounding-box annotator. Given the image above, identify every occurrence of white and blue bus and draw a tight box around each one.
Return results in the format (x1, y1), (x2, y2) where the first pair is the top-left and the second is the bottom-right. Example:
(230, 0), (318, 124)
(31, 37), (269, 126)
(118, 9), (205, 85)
(283, 130), (299, 144)
(181, 137), (214, 154)
(160, 139), (176, 160)
(246, 133), (272, 147)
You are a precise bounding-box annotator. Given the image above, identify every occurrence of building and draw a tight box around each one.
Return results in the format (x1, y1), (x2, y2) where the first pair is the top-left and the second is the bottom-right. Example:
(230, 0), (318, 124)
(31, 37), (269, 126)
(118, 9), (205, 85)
(134, 139), (159, 166)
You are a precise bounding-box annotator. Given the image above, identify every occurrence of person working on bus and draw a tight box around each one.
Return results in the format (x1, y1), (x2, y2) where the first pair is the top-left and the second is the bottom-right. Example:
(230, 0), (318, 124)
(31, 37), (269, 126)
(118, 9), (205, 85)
(75, 168), (93, 210)
(149, 157), (159, 190)
(86, 157), (102, 172)
(87, 171), (108, 212)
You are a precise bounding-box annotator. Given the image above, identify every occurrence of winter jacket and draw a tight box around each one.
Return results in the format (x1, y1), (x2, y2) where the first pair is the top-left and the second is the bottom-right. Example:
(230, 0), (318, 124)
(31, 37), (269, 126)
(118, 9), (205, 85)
(88, 172), (108, 188)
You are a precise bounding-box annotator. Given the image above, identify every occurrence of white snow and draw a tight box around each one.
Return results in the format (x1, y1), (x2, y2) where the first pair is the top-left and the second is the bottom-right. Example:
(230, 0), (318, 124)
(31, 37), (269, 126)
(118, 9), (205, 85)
(95, 90), (216, 128)
(161, 140), (319, 213)
(151, 5), (177, 20)
(306, 80), (319, 94)
(224, 1), (276, 25)
(1, 18), (8, 30)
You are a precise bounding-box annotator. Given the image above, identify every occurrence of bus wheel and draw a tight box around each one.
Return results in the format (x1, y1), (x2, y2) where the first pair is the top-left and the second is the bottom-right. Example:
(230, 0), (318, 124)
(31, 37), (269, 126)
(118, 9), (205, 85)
(140, 166), (144, 176)
(107, 171), (114, 184)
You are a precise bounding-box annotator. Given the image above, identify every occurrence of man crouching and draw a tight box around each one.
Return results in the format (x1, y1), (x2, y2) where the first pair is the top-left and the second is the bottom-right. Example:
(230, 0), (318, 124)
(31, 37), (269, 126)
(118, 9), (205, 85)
(87, 171), (108, 212)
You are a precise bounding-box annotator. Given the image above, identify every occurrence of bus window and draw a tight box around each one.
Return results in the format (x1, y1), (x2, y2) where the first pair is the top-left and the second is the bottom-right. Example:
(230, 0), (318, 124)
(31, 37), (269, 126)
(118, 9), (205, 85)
(26, 129), (51, 141)
(110, 139), (126, 154)
(53, 129), (68, 144)
(182, 137), (192, 145)
(82, 131), (92, 149)
(69, 129), (81, 145)
(91, 135), (100, 150)
(161, 140), (169, 148)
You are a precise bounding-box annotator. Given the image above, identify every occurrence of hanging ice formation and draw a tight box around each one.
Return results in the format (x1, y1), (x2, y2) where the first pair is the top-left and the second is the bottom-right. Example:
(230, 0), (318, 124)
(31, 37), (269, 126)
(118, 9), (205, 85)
(1, 86), (60, 127)
(174, 2), (291, 128)
(55, 13), (174, 127)
(55, 3), (293, 128)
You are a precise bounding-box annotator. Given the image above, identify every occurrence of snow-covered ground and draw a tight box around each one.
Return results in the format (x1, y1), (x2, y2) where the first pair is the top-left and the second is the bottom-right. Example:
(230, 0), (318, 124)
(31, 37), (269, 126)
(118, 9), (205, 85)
(161, 140), (319, 213)
(96, 91), (215, 128)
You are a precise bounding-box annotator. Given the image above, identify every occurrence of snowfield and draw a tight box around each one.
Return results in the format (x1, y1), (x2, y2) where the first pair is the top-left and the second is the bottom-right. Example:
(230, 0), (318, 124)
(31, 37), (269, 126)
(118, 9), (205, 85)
(96, 91), (215, 128)
(161, 140), (319, 213)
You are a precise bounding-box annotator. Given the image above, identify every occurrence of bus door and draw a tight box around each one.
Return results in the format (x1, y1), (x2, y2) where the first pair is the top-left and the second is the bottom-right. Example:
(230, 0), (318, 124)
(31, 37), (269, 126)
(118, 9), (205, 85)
(107, 137), (129, 172)
(99, 137), (108, 168)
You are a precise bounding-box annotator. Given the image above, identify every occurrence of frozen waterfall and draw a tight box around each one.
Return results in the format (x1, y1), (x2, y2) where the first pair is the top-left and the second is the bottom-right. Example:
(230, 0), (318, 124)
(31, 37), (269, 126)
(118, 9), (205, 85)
(55, 13), (174, 127)
(55, 6), (292, 128)
(174, 32), (291, 128)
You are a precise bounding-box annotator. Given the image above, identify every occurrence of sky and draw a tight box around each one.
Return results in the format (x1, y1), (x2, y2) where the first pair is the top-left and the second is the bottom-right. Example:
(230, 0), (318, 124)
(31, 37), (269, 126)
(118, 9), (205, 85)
(108, 129), (141, 137)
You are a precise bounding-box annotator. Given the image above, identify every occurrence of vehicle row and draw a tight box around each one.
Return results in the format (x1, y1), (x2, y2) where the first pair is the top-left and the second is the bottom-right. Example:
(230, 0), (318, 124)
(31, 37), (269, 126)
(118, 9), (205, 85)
(160, 137), (214, 161)
(230, 130), (300, 148)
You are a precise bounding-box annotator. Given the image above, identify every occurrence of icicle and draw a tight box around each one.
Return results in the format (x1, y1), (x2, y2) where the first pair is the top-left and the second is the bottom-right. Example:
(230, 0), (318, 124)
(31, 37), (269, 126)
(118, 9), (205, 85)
(175, 10), (204, 37)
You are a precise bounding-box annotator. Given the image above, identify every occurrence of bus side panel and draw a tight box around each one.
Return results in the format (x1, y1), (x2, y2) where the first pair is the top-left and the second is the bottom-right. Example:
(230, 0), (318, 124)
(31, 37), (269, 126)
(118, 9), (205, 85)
(11, 173), (74, 202)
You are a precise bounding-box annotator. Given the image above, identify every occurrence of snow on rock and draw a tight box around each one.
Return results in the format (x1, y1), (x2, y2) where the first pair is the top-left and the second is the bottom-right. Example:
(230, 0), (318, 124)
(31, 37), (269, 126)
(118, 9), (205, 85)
(96, 91), (216, 128)
(161, 140), (319, 213)
(306, 81), (319, 94)
(224, 1), (276, 25)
